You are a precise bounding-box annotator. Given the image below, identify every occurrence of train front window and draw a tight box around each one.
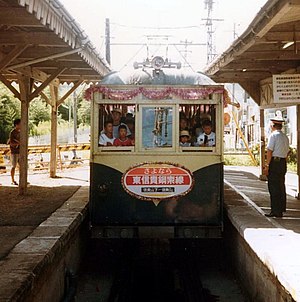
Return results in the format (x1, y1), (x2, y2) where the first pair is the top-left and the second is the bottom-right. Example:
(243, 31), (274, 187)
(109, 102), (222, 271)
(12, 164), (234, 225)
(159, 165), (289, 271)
(141, 106), (173, 149)
(179, 104), (216, 148)
(98, 104), (135, 148)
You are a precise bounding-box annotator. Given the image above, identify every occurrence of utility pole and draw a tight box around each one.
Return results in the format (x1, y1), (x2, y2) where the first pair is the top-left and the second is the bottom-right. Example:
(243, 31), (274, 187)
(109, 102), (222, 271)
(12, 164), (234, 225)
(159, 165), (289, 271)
(203, 0), (223, 64)
(105, 18), (111, 65)
(73, 90), (77, 144)
(179, 39), (193, 67)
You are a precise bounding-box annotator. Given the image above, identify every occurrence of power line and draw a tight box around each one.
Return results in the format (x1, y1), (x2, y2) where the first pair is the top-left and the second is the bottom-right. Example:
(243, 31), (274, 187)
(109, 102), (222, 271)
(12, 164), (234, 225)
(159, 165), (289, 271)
(173, 44), (195, 72)
(119, 44), (145, 71)
(110, 22), (205, 30)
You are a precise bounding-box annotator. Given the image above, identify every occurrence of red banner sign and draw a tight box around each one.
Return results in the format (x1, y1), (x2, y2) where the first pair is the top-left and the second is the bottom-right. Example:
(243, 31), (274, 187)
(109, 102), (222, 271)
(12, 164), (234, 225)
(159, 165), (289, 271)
(122, 163), (194, 203)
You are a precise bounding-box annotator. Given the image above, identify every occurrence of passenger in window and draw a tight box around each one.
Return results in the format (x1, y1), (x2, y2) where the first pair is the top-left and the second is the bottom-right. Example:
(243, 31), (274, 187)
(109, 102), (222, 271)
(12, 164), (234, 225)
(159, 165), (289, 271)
(179, 130), (191, 147)
(180, 116), (189, 131)
(190, 123), (203, 146)
(197, 120), (216, 147)
(111, 108), (131, 138)
(125, 114), (135, 142)
(113, 125), (134, 146)
(99, 121), (115, 146)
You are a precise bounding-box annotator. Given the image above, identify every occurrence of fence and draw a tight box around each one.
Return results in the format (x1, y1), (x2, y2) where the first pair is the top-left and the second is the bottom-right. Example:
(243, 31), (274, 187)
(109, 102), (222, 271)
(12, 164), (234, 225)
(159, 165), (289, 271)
(0, 143), (90, 172)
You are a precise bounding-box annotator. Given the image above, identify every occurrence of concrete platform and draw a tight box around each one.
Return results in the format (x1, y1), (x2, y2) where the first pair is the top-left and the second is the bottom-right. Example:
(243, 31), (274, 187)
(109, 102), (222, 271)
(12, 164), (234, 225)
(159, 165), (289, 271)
(0, 165), (299, 301)
(225, 166), (300, 302)
(0, 168), (89, 302)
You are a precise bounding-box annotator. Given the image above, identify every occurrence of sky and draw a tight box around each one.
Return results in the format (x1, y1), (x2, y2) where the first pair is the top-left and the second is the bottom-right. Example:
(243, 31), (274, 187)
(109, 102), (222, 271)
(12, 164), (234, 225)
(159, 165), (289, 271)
(60, 0), (268, 72)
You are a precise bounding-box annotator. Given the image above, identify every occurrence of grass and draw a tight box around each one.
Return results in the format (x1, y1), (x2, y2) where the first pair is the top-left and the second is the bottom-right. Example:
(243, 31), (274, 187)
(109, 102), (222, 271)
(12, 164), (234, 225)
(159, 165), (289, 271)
(224, 155), (258, 166)
(287, 163), (297, 173)
(224, 154), (297, 173)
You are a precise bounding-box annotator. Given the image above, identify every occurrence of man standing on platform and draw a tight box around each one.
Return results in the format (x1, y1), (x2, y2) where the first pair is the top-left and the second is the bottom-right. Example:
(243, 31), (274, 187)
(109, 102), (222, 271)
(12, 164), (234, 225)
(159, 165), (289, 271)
(264, 116), (290, 218)
(8, 118), (21, 185)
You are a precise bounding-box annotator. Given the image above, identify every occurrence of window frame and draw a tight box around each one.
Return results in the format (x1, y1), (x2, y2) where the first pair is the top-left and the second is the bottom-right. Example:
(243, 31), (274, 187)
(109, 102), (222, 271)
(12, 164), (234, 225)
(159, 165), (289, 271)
(138, 103), (176, 152)
(92, 94), (222, 155)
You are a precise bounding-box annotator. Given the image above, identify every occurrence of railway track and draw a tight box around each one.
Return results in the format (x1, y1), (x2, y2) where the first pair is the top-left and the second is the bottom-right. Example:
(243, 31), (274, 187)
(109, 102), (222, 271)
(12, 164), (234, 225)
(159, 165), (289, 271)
(107, 240), (219, 302)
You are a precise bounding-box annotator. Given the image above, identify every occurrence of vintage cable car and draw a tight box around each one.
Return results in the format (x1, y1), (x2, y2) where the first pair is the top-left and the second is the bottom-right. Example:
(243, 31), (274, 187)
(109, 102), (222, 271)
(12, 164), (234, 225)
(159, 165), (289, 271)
(86, 56), (225, 238)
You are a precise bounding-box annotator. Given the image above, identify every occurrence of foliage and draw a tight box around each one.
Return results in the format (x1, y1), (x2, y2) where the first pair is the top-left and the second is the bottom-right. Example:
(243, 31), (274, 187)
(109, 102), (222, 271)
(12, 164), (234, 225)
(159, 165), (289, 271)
(57, 86), (90, 127)
(0, 83), (21, 143)
(30, 118), (70, 137)
(287, 147), (297, 164)
(287, 162), (297, 173)
(225, 146), (298, 173)
(0, 82), (90, 140)
(77, 99), (90, 126)
(29, 98), (51, 126)
(224, 155), (256, 166)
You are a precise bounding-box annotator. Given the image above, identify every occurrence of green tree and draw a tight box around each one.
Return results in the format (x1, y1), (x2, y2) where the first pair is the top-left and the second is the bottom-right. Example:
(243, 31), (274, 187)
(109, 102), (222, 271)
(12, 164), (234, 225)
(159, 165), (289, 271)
(0, 83), (21, 143)
(29, 98), (51, 126)
(77, 98), (91, 126)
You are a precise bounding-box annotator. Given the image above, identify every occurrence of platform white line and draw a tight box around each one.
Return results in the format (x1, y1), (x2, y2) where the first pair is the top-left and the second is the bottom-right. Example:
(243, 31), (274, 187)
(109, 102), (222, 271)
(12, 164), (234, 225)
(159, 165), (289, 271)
(224, 179), (283, 229)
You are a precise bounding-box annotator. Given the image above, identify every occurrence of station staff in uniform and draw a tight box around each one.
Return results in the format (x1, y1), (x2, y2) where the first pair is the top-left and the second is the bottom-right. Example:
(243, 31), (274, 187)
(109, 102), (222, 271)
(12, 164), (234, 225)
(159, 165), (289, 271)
(264, 117), (289, 218)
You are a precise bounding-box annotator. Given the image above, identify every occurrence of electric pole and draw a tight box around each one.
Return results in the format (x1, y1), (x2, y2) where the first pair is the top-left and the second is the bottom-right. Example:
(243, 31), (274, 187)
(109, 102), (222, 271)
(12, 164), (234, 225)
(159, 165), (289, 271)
(105, 18), (111, 65)
(179, 39), (193, 67)
(203, 0), (223, 64)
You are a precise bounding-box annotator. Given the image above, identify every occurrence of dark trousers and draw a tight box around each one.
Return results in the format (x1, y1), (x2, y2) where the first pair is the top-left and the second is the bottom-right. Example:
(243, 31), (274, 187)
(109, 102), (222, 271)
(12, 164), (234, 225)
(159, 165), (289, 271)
(268, 158), (287, 215)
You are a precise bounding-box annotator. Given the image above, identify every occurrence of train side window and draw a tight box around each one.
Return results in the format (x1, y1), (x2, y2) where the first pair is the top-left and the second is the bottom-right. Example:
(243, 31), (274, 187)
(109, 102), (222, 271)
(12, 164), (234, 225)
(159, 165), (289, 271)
(141, 106), (173, 149)
(179, 104), (216, 148)
(98, 104), (135, 148)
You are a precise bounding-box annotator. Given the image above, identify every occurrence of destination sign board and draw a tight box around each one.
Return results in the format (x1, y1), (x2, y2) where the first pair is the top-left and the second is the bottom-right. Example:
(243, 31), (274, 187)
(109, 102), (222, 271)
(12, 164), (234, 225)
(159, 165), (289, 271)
(122, 162), (194, 204)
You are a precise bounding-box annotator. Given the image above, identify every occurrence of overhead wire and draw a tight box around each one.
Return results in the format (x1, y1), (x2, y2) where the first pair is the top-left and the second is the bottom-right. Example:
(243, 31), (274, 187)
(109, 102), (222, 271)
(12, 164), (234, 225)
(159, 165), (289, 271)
(119, 44), (145, 71)
(173, 44), (195, 72)
(110, 22), (205, 30)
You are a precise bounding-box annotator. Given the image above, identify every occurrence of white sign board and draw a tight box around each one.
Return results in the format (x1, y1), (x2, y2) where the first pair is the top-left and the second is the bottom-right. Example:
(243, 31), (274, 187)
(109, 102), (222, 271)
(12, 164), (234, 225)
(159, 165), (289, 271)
(273, 74), (300, 104)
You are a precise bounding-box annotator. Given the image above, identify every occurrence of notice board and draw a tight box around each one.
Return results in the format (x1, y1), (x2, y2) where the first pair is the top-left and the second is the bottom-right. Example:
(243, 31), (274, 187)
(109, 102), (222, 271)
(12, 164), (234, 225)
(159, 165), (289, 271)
(273, 74), (300, 104)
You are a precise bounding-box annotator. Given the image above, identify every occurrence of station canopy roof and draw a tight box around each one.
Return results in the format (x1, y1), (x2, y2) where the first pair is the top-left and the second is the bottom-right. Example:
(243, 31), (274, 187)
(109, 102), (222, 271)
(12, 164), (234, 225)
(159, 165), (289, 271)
(205, 0), (300, 104)
(0, 0), (110, 84)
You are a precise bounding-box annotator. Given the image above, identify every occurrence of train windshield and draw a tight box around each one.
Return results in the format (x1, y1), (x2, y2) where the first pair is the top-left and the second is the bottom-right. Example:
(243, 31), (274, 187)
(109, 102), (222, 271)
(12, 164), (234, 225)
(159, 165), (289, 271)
(142, 106), (173, 149)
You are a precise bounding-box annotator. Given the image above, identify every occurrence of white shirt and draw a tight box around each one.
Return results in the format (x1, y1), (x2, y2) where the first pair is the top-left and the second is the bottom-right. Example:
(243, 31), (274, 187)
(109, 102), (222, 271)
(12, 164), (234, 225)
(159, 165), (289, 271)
(99, 133), (115, 146)
(197, 132), (216, 147)
(180, 142), (191, 147)
(267, 130), (289, 158)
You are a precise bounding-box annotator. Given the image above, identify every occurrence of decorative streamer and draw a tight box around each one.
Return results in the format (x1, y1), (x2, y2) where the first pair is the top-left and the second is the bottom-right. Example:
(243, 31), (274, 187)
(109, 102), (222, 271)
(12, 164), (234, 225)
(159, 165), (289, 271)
(85, 85), (228, 105)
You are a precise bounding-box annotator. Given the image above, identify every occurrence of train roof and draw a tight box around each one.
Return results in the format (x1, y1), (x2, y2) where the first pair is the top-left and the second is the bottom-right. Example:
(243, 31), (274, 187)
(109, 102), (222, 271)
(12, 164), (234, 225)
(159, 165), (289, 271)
(100, 68), (216, 86)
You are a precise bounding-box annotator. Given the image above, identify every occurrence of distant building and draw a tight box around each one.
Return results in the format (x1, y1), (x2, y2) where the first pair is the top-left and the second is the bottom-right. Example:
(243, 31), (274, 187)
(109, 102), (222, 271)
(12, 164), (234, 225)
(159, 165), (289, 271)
(224, 83), (296, 151)
(224, 84), (260, 151)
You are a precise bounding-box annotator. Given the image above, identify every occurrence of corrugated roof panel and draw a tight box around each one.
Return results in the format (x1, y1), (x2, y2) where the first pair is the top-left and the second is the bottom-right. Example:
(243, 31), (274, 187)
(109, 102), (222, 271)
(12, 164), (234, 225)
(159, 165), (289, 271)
(15, 0), (110, 76)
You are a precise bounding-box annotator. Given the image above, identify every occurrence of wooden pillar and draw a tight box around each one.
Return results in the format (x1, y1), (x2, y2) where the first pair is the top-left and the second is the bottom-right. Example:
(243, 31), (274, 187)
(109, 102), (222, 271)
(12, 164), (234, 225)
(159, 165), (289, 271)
(50, 85), (58, 178)
(259, 108), (267, 180)
(18, 75), (32, 195)
(47, 80), (83, 178)
(296, 104), (300, 199)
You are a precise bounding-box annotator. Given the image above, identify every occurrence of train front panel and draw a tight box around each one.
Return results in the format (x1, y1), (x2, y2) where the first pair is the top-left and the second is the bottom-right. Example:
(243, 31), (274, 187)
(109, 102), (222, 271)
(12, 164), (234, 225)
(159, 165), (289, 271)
(89, 85), (224, 238)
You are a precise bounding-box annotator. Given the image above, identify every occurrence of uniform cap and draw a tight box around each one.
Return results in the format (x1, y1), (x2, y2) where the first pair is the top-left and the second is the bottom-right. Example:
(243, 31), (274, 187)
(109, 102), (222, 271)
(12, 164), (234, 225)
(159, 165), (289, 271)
(270, 116), (284, 123)
(180, 130), (190, 138)
(112, 108), (122, 115)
